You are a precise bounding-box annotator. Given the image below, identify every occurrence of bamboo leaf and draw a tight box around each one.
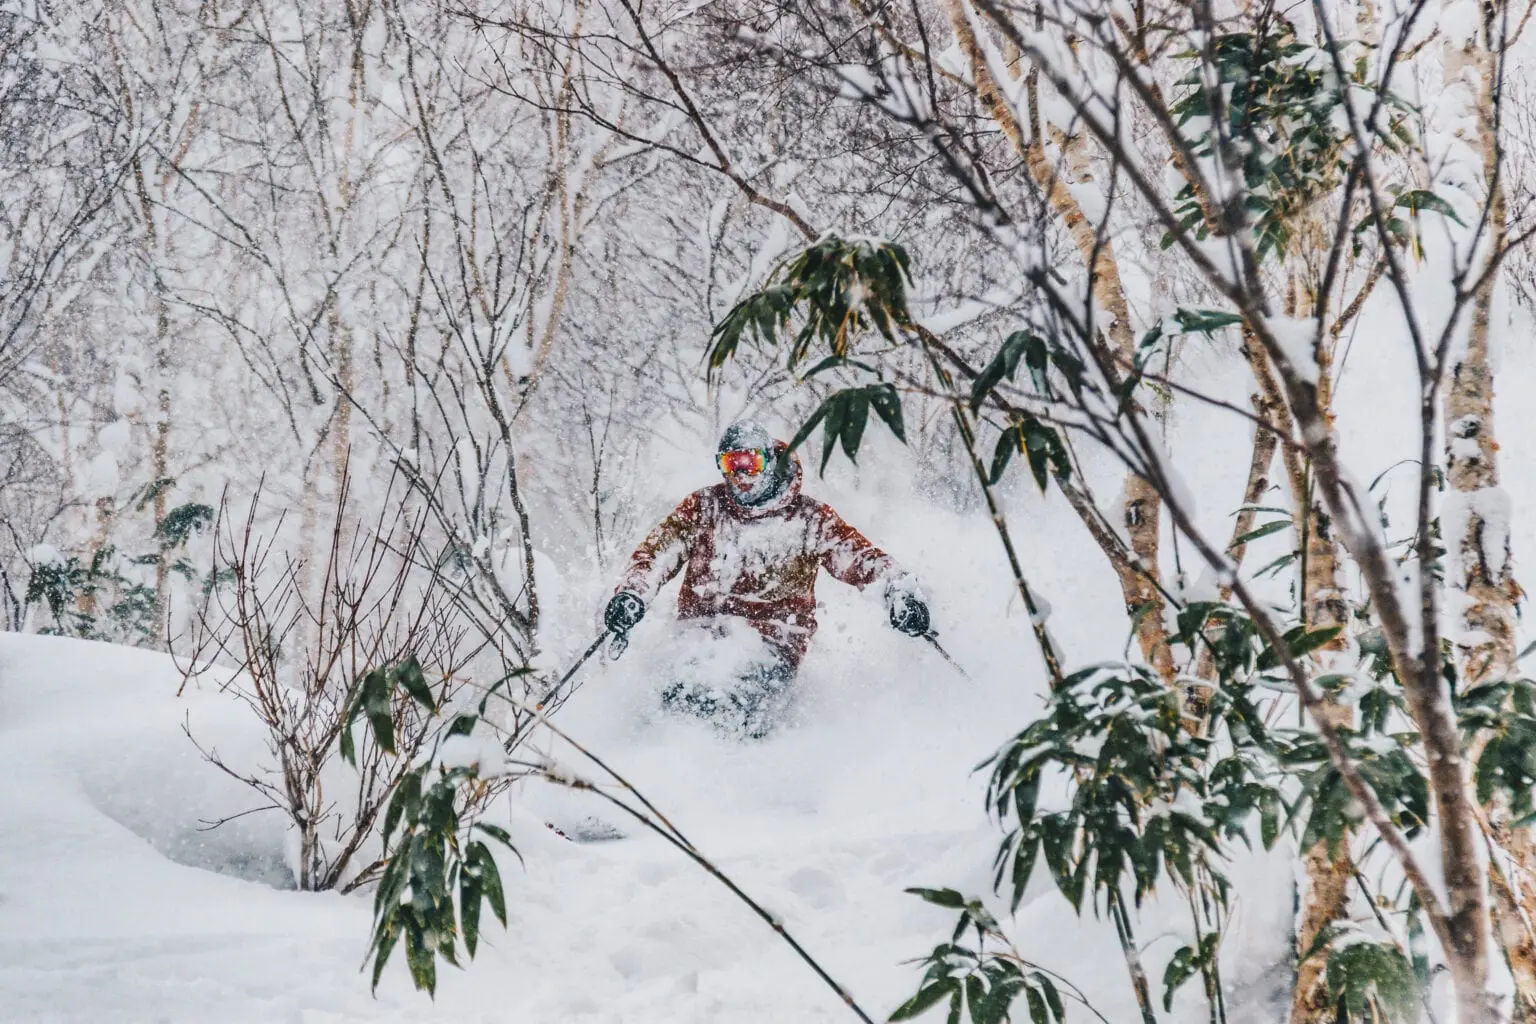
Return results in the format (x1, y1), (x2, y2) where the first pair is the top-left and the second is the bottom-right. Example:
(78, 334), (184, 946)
(821, 391), (849, 474)
(840, 391), (870, 463)
(154, 502), (214, 549)
(1025, 986), (1049, 1024)
(787, 402), (830, 455)
(1019, 418), (1068, 492)
(369, 920), (401, 992)
(989, 425), (1019, 486)
(476, 843), (508, 926)
(1038, 975), (1065, 1021)
(474, 821), (513, 847)
(394, 655), (436, 712)
(461, 870), (482, 958)
(1229, 519), (1293, 548)
(867, 384), (907, 443)
(1232, 504), (1292, 516)
(904, 887), (968, 909)
(799, 354), (875, 379)
(1394, 188), (1465, 226)
(889, 981), (955, 1021)
(361, 668), (396, 756)
(1173, 308), (1244, 335)
(1252, 550), (1299, 579)
(969, 330), (1039, 412)
(382, 770), (423, 846)
(1009, 833), (1041, 912)
(1257, 624), (1343, 670)
(404, 925), (437, 995)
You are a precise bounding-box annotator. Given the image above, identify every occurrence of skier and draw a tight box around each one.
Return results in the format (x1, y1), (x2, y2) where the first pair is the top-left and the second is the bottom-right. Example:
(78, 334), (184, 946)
(604, 420), (930, 737)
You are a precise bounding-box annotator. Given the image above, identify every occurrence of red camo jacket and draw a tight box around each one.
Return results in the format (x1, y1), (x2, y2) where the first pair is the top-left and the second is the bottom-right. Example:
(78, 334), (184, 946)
(615, 456), (908, 668)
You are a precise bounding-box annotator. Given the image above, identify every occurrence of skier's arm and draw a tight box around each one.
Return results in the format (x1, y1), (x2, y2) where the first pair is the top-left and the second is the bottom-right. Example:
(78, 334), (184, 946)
(816, 505), (928, 633)
(814, 505), (905, 591)
(615, 492), (701, 602)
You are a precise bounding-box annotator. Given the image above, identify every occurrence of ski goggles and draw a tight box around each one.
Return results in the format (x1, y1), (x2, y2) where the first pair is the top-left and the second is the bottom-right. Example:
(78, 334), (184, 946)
(716, 448), (771, 475)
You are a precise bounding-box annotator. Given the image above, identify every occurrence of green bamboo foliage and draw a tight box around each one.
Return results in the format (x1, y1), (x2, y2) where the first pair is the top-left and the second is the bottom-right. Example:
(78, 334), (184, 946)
(340, 659), (519, 997)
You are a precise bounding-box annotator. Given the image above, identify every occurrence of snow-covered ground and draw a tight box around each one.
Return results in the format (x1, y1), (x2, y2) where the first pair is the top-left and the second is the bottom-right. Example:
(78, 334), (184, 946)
(0, 498), (1290, 1024)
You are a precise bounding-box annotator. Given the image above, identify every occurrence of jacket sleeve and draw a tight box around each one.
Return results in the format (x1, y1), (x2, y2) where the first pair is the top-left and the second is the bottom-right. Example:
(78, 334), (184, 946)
(616, 492), (701, 602)
(814, 503), (913, 597)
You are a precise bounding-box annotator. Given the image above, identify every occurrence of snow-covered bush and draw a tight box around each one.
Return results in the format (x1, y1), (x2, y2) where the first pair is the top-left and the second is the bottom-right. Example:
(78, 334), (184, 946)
(175, 468), (503, 892)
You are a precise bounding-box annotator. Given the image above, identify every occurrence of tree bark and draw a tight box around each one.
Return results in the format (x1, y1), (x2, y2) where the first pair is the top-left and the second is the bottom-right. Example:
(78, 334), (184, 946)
(1450, 25), (1536, 1016)
(944, 0), (1175, 682)
(1280, 221), (1358, 1024)
(1289, 816), (1355, 1024)
(152, 294), (171, 642)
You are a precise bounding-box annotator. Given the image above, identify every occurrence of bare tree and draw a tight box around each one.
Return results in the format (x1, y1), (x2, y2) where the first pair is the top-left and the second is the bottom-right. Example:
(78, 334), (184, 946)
(177, 468), (484, 892)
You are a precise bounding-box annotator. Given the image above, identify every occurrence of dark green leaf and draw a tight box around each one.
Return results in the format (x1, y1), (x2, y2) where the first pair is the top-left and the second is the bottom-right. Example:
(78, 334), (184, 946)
(867, 384), (906, 443)
(1038, 975), (1065, 1021)
(1394, 188), (1465, 226)
(134, 477), (176, 512)
(1025, 985), (1048, 1024)
(405, 925), (437, 995)
(964, 976), (986, 1022)
(474, 822), (513, 847)
(369, 920), (401, 992)
(905, 887), (968, 909)
(787, 403), (829, 455)
(1173, 308), (1245, 335)
(1019, 418), (1069, 492)
(1009, 832), (1041, 912)
(382, 770), (423, 846)
(841, 391), (870, 463)
(800, 354), (875, 379)
(821, 391), (849, 474)
(970, 331), (1040, 412)
(155, 503), (214, 549)
(989, 425), (1019, 487)
(1325, 939), (1416, 1021)
(1229, 519), (1292, 548)
(890, 981), (955, 1021)
(361, 669), (396, 756)
(1163, 945), (1200, 1010)
(476, 843), (508, 926)
(1257, 625), (1342, 670)
(1252, 551), (1299, 579)
(394, 656), (436, 712)
(1233, 504), (1292, 516)
(460, 873), (482, 958)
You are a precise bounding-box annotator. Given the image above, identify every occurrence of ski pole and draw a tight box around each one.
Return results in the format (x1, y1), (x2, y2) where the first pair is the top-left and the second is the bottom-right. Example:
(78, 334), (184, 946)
(535, 630), (614, 711)
(920, 631), (972, 681)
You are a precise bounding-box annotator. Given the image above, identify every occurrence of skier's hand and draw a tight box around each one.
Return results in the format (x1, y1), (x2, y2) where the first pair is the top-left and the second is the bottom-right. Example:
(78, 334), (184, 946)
(605, 591), (646, 635)
(889, 592), (930, 637)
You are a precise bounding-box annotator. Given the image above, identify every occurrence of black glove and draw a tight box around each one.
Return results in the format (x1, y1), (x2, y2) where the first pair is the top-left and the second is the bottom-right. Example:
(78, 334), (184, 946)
(889, 592), (930, 636)
(605, 591), (646, 635)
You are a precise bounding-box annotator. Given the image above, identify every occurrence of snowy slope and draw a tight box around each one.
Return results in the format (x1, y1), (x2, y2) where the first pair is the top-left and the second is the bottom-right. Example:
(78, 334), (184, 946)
(0, 522), (1283, 1024)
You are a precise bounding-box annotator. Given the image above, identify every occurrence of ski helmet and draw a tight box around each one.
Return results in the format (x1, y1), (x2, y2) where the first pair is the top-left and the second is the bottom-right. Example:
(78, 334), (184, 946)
(716, 420), (792, 507)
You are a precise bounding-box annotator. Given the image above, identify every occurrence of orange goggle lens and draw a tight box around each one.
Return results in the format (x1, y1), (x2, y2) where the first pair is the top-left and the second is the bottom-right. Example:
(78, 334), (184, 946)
(717, 448), (768, 475)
